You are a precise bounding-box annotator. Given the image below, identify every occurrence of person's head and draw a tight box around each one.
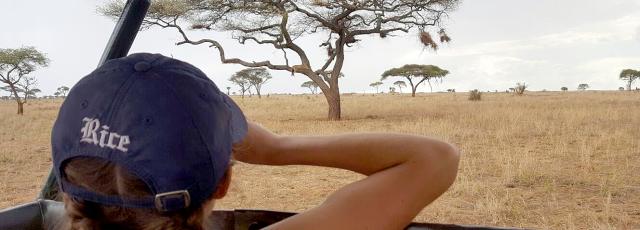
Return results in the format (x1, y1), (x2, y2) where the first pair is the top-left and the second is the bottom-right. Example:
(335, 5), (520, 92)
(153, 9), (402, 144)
(51, 53), (247, 229)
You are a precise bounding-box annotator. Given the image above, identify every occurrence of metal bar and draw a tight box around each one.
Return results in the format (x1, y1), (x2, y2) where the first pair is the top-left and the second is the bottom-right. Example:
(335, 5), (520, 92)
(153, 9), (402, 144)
(38, 0), (150, 200)
(98, 0), (151, 66)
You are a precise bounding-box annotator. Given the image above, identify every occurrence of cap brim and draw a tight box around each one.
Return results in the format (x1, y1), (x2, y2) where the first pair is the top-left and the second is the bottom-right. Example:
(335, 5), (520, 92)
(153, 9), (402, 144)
(222, 94), (248, 144)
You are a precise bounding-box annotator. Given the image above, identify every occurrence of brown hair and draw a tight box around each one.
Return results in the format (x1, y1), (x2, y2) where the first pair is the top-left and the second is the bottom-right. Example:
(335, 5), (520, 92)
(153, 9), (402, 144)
(59, 157), (228, 230)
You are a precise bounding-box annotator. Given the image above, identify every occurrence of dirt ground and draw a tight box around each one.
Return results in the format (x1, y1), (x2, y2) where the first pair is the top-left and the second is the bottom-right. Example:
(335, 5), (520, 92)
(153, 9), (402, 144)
(1, 91), (638, 229)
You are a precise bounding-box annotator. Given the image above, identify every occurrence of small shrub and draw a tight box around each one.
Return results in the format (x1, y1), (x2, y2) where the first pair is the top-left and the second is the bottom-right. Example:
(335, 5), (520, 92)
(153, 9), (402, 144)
(468, 89), (482, 101)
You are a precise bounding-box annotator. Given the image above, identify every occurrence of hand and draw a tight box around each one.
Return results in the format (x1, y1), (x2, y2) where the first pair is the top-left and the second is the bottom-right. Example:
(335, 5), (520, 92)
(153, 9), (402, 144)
(232, 122), (281, 165)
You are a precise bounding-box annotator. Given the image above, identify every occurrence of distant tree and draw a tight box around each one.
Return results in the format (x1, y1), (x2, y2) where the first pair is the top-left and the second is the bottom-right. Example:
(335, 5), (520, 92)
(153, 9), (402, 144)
(577, 83), (589, 91)
(17, 76), (40, 104)
(619, 69), (640, 91)
(301, 81), (319, 94)
(26, 88), (41, 99)
(446, 89), (456, 92)
(0, 47), (49, 114)
(369, 81), (383, 94)
(619, 87), (625, 91)
(561, 87), (568, 92)
(226, 86), (231, 95)
(229, 74), (251, 98)
(55, 86), (70, 98)
(389, 87), (396, 94)
(393, 81), (407, 93)
(234, 68), (272, 98)
(514, 82), (527, 95)
(100, 0), (459, 120)
(382, 64), (450, 97)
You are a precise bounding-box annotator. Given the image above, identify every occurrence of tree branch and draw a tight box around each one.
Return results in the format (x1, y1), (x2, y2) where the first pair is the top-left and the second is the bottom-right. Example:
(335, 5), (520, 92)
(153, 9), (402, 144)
(169, 23), (294, 72)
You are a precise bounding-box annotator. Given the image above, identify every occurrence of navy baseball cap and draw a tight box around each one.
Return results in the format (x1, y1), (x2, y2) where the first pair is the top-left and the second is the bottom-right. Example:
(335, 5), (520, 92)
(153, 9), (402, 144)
(51, 53), (247, 212)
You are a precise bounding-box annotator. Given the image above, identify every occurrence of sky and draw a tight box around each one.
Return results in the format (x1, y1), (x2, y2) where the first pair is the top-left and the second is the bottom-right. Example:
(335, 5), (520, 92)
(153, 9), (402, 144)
(1, 0), (639, 95)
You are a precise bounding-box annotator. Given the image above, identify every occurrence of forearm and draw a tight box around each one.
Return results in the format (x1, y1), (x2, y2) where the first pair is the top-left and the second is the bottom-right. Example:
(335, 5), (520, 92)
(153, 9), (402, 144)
(267, 133), (453, 176)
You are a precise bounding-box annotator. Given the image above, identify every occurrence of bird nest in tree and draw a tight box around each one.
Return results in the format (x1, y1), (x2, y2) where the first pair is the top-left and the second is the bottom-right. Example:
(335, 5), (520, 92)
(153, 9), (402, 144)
(419, 31), (438, 50)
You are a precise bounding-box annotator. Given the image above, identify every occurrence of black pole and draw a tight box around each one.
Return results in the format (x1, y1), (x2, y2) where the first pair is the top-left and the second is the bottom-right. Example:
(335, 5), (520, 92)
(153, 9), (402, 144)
(98, 0), (151, 66)
(38, 0), (150, 200)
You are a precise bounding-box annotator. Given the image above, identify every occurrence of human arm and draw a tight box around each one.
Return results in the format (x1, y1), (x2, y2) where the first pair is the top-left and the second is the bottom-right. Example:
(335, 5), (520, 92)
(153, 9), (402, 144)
(232, 122), (461, 229)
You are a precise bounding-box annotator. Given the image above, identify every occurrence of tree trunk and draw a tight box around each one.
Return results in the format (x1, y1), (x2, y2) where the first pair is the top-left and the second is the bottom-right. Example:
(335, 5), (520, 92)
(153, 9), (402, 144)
(312, 73), (341, 120)
(406, 77), (417, 97)
(16, 101), (24, 115)
(325, 89), (341, 120)
(8, 83), (24, 115)
(256, 87), (262, 98)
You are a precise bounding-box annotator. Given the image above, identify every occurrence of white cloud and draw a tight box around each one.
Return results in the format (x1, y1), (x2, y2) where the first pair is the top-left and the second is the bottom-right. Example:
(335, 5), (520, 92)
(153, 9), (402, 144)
(389, 10), (640, 92)
(433, 13), (640, 58)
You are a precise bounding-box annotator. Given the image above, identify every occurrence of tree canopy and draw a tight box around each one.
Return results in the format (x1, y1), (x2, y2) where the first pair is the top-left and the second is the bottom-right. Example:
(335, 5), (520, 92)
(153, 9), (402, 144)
(381, 64), (449, 96)
(369, 81), (383, 93)
(393, 80), (406, 93)
(100, 0), (459, 120)
(620, 69), (640, 91)
(55, 86), (70, 98)
(0, 47), (49, 114)
(233, 68), (272, 98)
(577, 83), (589, 91)
(229, 73), (252, 98)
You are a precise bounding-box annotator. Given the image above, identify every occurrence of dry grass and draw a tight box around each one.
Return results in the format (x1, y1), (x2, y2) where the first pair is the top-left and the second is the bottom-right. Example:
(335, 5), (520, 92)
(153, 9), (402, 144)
(1, 91), (639, 229)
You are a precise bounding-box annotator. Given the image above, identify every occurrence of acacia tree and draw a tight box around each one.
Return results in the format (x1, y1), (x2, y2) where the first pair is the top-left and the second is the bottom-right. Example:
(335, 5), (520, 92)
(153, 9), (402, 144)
(578, 83), (589, 91)
(381, 64), (449, 97)
(0, 47), (49, 114)
(393, 80), (406, 93)
(234, 68), (272, 98)
(100, 0), (458, 120)
(17, 76), (40, 103)
(229, 74), (252, 98)
(370, 81), (383, 93)
(226, 86), (231, 95)
(561, 87), (568, 92)
(620, 69), (640, 91)
(54, 86), (70, 98)
(301, 81), (319, 94)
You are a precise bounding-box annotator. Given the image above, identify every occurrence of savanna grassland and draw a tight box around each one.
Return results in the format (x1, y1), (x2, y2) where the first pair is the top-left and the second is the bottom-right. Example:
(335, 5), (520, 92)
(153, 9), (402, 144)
(0, 91), (638, 229)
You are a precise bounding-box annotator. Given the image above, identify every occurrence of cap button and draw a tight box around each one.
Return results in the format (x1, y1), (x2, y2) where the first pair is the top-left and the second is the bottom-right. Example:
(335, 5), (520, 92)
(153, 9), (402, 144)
(134, 61), (151, 72)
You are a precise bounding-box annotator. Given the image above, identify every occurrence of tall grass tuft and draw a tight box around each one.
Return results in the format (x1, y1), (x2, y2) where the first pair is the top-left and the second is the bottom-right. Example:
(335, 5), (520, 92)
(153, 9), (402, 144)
(469, 89), (482, 101)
